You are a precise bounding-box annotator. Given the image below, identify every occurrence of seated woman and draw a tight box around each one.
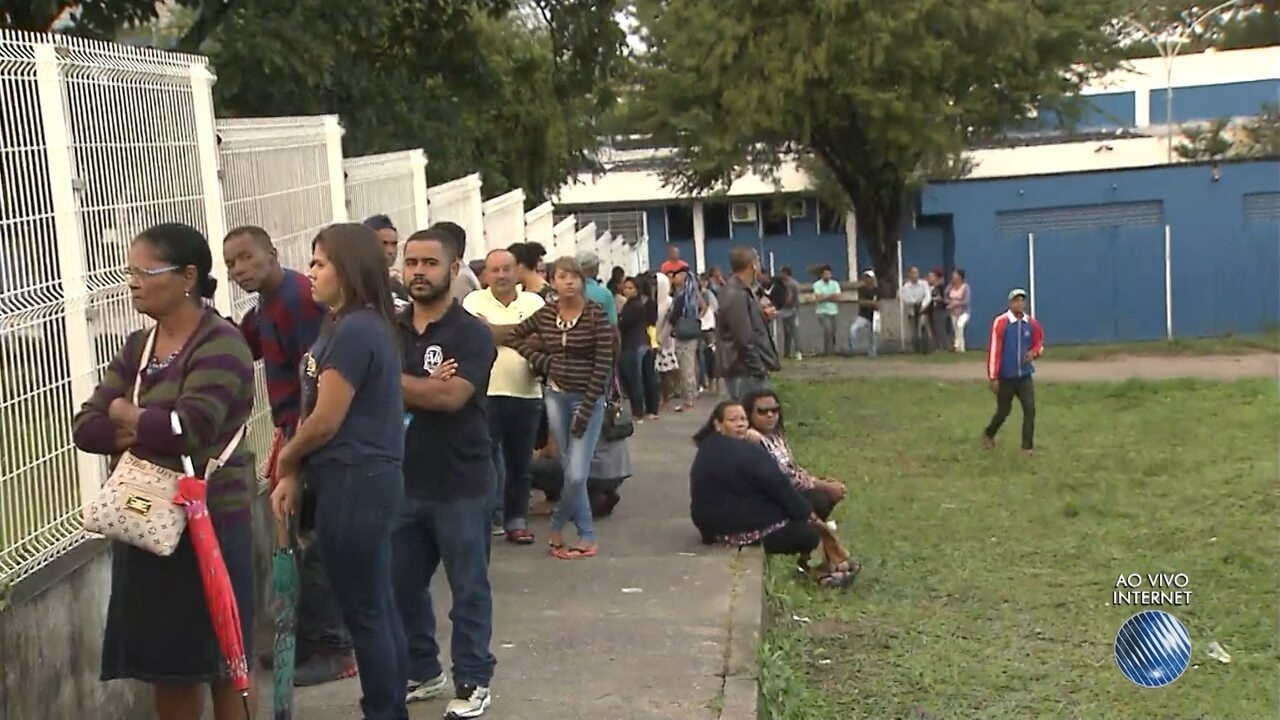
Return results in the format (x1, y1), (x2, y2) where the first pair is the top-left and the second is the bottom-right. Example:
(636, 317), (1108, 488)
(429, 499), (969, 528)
(741, 390), (846, 522)
(689, 402), (855, 586)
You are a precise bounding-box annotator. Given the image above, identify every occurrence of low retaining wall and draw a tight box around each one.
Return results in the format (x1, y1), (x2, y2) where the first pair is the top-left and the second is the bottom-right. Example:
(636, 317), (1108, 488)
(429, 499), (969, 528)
(0, 489), (276, 720)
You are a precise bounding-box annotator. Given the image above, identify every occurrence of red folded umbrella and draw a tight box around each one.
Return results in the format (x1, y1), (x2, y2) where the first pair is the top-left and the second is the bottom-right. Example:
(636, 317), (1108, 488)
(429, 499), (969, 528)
(174, 473), (252, 718)
(170, 411), (251, 718)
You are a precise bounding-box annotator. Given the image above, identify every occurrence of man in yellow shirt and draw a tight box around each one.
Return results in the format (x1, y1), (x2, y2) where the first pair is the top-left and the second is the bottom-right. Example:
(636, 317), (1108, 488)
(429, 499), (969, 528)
(463, 249), (546, 544)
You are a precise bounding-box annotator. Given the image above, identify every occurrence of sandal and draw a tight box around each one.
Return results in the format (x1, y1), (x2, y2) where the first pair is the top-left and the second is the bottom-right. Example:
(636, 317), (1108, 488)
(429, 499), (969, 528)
(818, 570), (855, 588)
(554, 545), (598, 560)
(506, 529), (535, 545)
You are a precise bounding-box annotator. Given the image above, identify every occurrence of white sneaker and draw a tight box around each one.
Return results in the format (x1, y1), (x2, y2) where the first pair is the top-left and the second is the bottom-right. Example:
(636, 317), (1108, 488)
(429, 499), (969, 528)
(406, 673), (448, 702)
(445, 684), (492, 718)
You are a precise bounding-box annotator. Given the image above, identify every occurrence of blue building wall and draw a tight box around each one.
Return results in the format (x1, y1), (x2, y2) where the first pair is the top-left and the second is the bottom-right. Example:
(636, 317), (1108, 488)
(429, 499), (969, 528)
(645, 200), (849, 280)
(921, 159), (1280, 349)
(1149, 79), (1279, 124)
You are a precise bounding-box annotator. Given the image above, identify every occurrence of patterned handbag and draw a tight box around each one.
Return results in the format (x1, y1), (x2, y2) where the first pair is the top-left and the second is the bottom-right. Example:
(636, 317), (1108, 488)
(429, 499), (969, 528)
(82, 328), (245, 556)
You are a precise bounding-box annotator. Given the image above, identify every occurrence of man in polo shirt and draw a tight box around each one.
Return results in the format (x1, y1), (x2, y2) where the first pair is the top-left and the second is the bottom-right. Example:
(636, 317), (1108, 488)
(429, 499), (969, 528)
(463, 249), (545, 544)
(394, 227), (498, 716)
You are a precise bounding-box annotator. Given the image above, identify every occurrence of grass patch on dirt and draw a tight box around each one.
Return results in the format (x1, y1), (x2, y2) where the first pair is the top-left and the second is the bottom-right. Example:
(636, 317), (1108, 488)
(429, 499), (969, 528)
(760, 376), (1278, 719)
(888, 331), (1280, 363)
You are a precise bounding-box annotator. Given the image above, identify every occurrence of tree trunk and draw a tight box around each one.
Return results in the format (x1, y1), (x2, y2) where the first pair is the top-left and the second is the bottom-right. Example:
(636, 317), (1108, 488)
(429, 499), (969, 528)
(852, 189), (905, 299)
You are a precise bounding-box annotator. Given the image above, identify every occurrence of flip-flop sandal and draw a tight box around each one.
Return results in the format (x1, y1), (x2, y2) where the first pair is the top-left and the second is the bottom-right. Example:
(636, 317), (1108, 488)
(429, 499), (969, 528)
(818, 570), (854, 588)
(506, 529), (535, 545)
(556, 546), (598, 560)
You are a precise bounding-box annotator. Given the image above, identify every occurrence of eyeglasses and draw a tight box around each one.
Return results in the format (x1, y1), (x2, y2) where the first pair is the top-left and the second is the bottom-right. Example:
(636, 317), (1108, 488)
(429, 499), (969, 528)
(754, 407), (780, 415)
(124, 265), (180, 279)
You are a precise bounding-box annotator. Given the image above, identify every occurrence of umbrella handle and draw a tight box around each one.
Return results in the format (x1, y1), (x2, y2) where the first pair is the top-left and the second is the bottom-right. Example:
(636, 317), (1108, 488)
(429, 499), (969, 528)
(170, 411), (196, 476)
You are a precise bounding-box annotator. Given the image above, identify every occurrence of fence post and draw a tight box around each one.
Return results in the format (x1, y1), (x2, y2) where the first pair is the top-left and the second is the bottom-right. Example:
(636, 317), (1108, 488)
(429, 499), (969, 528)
(324, 116), (348, 222)
(34, 43), (103, 506)
(1027, 232), (1037, 318)
(1164, 224), (1173, 339)
(188, 62), (231, 315)
(410, 149), (429, 231)
(844, 210), (858, 282)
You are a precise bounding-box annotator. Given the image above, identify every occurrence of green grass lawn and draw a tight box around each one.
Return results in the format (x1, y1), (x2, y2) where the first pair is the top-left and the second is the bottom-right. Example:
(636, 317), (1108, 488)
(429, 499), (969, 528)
(760, 377), (1278, 719)
(884, 331), (1279, 363)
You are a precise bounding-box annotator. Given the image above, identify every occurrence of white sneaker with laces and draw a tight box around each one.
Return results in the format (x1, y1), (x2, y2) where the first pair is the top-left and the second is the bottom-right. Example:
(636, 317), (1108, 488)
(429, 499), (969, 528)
(406, 672), (448, 702)
(445, 684), (492, 718)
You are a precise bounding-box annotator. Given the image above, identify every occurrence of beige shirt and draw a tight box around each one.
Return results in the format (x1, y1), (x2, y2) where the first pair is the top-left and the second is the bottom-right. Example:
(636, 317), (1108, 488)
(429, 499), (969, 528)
(462, 288), (545, 398)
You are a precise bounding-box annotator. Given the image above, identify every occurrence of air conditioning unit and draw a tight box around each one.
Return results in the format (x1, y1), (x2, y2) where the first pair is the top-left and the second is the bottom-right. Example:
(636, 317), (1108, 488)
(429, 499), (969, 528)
(730, 202), (757, 223)
(786, 198), (807, 218)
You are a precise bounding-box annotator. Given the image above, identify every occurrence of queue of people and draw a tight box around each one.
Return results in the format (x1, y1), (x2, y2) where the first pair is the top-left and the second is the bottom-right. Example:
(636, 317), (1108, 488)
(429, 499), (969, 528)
(70, 216), (1033, 718)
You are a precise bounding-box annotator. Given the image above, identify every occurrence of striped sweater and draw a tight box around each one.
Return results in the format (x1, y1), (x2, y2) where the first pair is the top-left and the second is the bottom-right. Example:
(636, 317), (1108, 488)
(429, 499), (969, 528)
(73, 308), (257, 526)
(507, 300), (614, 427)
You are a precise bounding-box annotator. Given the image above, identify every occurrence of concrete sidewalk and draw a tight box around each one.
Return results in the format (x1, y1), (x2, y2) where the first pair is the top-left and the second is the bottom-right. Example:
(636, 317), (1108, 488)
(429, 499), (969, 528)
(262, 408), (762, 720)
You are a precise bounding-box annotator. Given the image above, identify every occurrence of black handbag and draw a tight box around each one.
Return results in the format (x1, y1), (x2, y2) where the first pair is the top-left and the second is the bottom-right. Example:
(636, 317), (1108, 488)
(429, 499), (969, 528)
(601, 377), (634, 441)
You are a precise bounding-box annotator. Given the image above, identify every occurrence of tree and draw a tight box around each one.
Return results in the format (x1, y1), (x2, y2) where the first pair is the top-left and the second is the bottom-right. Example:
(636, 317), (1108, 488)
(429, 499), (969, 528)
(0, 0), (238, 52)
(1119, 1), (1279, 58)
(1175, 118), (1236, 160)
(1237, 103), (1280, 157)
(631, 0), (1126, 292)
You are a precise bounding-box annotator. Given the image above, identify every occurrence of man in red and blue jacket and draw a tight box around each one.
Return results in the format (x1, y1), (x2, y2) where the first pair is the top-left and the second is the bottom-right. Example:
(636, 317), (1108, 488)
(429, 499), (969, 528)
(984, 288), (1044, 453)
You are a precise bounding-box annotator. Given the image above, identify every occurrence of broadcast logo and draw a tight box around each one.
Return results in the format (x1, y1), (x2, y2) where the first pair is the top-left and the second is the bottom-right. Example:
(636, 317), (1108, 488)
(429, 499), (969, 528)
(1113, 610), (1192, 688)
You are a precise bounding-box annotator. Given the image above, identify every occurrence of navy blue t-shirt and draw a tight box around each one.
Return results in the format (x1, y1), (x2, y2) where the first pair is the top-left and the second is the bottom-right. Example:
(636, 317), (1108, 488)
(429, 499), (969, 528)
(400, 301), (496, 501)
(300, 308), (404, 469)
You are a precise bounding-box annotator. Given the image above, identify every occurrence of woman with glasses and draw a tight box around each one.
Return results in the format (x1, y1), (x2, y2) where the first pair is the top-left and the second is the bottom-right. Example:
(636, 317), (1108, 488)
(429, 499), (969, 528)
(741, 389), (846, 522)
(73, 223), (258, 720)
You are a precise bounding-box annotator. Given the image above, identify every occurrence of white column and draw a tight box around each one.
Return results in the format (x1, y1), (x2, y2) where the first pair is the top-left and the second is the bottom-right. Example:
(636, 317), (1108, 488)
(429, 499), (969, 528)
(35, 44), (103, 506)
(640, 209), (651, 271)
(1164, 224), (1173, 339)
(692, 200), (707, 273)
(323, 116), (348, 222)
(844, 210), (858, 282)
(410, 148), (429, 231)
(1133, 85), (1151, 128)
(188, 62), (231, 315)
(1027, 232), (1037, 317)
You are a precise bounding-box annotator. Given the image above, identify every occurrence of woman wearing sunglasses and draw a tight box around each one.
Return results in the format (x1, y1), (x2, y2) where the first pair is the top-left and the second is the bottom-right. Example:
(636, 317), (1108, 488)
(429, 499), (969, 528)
(740, 389), (846, 522)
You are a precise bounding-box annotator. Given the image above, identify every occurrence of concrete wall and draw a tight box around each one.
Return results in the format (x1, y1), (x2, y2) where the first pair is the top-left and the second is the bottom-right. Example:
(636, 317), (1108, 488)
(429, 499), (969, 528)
(0, 491), (277, 720)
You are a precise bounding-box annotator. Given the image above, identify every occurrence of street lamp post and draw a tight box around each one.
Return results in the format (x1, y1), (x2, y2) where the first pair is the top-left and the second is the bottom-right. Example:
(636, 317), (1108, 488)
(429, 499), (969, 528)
(1121, 0), (1243, 163)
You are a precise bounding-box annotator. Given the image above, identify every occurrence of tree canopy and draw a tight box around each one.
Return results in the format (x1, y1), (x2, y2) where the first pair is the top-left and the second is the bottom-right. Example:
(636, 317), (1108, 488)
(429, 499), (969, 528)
(3, 0), (627, 204)
(629, 0), (1137, 290)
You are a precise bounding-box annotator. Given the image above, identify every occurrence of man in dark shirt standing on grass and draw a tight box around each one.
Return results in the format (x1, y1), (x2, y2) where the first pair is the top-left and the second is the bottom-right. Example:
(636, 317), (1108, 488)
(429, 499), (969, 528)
(393, 227), (498, 718)
(223, 225), (356, 685)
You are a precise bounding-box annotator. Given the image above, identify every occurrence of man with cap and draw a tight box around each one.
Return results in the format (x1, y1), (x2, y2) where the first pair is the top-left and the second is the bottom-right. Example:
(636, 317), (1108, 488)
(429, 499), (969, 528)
(576, 250), (618, 328)
(849, 269), (880, 356)
(984, 288), (1044, 455)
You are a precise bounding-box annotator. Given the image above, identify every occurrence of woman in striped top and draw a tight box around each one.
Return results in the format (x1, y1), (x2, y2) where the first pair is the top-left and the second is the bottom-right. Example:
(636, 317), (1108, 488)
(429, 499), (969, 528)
(72, 223), (257, 720)
(506, 256), (614, 559)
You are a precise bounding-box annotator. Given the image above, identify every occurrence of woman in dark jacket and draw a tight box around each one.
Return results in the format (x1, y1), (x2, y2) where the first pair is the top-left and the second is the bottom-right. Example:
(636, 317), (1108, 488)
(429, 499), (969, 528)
(688, 401), (819, 556)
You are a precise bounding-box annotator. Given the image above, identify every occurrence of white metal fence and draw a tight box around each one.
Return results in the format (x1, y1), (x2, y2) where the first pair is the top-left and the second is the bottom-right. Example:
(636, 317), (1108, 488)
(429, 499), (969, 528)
(0, 33), (221, 585)
(344, 148), (428, 239)
(525, 202), (554, 250)
(0, 32), (555, 587)
(482, 189), (525, 254)
(551, 215), (577, 260)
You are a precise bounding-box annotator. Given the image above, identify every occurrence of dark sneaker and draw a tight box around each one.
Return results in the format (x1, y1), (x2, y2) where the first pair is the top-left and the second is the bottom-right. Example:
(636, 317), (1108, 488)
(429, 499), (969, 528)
(445, 684), (492, 718)
(406, 672), (448, 702)
(293, 651), (357, 687)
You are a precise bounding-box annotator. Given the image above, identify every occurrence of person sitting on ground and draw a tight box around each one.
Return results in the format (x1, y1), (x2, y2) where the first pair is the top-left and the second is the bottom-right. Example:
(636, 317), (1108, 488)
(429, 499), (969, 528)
(529, 431), (625, 518)
(740, 390), (846, 522)
(688, 401), (857, 587)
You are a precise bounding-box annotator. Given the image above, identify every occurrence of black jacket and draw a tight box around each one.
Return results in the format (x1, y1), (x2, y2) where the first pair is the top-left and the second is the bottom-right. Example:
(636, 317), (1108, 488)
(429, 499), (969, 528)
(714, 275), (779, 378)
(689, 433), (811, 539)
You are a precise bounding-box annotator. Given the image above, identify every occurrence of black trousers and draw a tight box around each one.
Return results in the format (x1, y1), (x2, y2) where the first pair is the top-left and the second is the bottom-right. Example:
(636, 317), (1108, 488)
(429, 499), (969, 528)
(761, 520), (820, 556)
(985, 376), (1036, 449)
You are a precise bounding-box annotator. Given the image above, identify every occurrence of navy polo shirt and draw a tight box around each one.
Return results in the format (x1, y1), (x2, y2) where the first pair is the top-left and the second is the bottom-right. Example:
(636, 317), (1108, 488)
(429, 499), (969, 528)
(399, 301), (497, 501)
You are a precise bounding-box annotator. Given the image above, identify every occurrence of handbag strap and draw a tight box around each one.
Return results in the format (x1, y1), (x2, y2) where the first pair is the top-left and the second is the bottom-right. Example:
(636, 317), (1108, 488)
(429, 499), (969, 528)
(132, 328), (158, 405)
(207, 425), (247, 474)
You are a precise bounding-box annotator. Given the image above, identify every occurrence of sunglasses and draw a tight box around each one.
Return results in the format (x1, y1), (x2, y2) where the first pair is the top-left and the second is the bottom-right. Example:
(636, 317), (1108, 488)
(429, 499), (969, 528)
(754, 406), (780, 415)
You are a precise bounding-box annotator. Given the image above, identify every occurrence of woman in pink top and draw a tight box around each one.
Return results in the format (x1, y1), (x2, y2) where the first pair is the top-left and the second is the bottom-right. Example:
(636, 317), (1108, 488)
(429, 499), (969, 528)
(947, 268), (971, 352)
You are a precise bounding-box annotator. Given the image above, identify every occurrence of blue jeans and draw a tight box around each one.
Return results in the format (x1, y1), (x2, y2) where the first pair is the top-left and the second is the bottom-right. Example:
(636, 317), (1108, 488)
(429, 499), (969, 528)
(725, 374), (769, 401)
(850, 316), (878, 357)
(392, 494), (496, 688)
(310, 461), (409, 720)
(619, 346), (656, 417)
(488, 395), (542, 531)
(543, 388), (606, 543)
